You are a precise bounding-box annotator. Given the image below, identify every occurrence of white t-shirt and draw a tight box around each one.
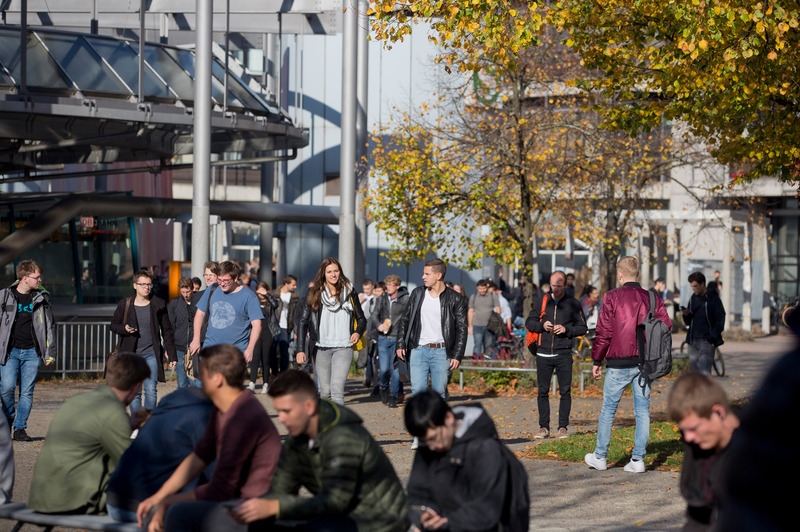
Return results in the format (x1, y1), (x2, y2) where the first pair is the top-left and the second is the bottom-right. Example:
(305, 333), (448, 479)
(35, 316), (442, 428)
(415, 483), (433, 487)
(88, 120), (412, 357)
(418, 289), (445, 345)
(279, 291), (291, 329)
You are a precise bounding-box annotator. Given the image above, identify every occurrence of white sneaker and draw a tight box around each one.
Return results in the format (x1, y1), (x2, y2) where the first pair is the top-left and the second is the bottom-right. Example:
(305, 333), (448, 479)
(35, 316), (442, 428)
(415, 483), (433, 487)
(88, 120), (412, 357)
(624, 459), (646, 473)
(411, 437), (419, 450)
(584, 453), (607, 471)
(261, 383), (268, 395)
(248, 382), (256, 392)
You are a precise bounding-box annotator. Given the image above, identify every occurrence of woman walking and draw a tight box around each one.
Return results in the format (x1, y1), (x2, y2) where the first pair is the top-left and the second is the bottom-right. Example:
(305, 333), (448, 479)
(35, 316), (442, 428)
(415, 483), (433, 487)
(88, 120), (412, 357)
(110, 269), (177, 413)
(296, 257), (366, 405)
(249, 281), (280, 393)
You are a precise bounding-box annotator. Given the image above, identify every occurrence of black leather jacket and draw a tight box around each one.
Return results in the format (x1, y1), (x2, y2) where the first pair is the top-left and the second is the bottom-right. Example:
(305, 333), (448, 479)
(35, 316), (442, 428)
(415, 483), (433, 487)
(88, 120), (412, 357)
(395, 286), (468, 362)
(296, 290), (367, 355)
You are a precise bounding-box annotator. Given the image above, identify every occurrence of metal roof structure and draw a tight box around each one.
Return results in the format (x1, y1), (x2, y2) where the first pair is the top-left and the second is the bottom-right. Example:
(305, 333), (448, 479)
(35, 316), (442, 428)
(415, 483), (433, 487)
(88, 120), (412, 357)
(0, 25), (308, 174)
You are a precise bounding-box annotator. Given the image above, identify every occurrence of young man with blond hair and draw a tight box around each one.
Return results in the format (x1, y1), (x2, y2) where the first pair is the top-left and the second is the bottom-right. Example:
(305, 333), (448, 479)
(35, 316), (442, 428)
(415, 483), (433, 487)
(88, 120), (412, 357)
(371, 274), (410, 408)
(585, 256), (671, 473)
(0, 259), (56, 441)
(668, 372), (739, 530)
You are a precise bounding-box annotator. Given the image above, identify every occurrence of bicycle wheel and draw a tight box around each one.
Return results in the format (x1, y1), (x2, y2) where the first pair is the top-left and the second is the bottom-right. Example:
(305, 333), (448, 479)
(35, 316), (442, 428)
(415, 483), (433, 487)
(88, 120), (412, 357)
(680, 341), (688, 355)
(712, 348), (725, 377)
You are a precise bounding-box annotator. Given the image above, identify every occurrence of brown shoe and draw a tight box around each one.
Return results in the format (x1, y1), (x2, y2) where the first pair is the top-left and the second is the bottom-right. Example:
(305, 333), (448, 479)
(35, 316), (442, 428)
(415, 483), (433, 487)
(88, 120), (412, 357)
(557, 428), (569, 439)
(533, 427), (549, 439)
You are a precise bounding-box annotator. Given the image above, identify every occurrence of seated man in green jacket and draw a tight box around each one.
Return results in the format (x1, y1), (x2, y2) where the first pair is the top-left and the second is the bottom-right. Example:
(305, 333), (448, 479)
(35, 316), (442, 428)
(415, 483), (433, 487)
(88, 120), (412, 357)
(28, 353), (150, 514)
(231, 369), (408, 532)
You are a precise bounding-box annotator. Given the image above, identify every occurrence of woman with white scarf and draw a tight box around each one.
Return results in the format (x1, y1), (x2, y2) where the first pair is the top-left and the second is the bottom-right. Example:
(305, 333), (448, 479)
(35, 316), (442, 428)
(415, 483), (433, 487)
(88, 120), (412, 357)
(296, 257), (367, 405)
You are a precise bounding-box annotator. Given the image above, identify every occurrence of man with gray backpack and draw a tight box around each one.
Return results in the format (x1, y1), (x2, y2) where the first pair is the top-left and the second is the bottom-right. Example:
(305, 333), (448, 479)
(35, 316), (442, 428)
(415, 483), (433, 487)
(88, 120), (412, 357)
(585, 256), (671, 473)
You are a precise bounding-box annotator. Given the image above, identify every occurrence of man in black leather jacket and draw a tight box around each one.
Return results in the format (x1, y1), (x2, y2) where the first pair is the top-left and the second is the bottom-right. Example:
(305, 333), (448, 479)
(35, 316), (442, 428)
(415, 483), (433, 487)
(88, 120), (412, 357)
(395, 258), (467, 399)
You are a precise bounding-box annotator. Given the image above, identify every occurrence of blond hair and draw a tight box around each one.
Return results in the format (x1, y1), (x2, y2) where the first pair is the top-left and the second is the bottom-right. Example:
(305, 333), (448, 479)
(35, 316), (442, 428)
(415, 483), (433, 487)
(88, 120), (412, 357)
(617, 256), (640, 280)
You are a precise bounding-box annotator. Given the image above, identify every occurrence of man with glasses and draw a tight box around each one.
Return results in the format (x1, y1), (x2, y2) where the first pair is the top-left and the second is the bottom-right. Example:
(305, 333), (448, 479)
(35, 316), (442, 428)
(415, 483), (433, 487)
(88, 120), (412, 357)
(0, 260), (56, 441)
(190, 261), (262, 363)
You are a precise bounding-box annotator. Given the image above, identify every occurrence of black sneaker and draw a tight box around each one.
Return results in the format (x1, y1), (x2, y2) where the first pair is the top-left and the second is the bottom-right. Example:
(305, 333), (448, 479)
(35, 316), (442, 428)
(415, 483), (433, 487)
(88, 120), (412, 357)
(13, 429), (33, 442)
(387, 396), (398, 408)
(369, 386), (380, 398)
(380, 387), (389, 405)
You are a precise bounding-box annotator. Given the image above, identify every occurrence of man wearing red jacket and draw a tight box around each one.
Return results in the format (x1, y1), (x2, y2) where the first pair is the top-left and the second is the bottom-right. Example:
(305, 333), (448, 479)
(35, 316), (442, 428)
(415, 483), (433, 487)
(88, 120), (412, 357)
(585, 256), (671, 473)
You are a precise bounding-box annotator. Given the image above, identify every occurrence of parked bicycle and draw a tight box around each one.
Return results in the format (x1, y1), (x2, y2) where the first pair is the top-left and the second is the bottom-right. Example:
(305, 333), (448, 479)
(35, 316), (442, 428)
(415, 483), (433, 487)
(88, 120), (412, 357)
(679, 340), (725, 377)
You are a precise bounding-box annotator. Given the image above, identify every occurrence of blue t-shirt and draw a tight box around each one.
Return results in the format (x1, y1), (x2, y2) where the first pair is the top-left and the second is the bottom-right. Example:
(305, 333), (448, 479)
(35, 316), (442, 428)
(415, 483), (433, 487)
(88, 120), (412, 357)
(197, 286), (263, 352)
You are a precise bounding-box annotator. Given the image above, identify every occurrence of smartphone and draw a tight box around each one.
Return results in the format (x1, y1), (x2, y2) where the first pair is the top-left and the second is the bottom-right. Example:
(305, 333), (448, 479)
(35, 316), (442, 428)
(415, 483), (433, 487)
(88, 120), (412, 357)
(410, 505), (428, 514)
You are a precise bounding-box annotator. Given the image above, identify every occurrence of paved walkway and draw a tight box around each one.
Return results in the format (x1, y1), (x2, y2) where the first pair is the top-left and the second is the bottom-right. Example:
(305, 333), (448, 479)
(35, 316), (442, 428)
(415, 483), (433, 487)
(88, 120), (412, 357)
(3, 333), (795, 531)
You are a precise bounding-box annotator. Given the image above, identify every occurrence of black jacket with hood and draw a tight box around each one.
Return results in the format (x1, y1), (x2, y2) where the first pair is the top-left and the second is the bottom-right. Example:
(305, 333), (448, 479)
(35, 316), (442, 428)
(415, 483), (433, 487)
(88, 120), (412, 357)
(407, 404), (528, 531)
(525, 293), (587, 355)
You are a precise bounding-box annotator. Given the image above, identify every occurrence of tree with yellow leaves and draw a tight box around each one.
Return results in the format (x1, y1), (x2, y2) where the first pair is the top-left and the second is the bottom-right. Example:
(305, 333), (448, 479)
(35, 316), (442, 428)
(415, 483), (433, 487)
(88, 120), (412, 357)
(554, 0), (800, 184)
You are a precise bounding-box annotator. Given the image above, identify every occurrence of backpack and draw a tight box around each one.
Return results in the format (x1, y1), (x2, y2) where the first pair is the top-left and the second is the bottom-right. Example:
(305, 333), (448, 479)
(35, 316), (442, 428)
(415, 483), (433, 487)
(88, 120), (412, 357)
(525, 295), (548, 355)
(636, 291), (672, 389)
(498, 441), (530, 532)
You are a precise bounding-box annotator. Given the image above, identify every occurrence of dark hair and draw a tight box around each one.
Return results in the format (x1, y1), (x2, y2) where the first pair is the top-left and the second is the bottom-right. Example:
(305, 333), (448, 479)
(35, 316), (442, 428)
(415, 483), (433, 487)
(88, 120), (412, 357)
(487, 282), (498, 290)
(218, 261), (241, 280)
(688, 271), (706, 286)
(268, 369), (319, 401)
(199, 344), (246, 388)
(204, 261), (220, 275)
(16, 259), (42, 280)
(256, 281), (271, 292)
(282, 275), (297, 286)
(566, 273), (575, 280)
(178, 276), (193, 290)
(192, 277), (202, 288)
(375, 281), (387, 291)
(307, 257), (352, 312)
(404, 389), (451, 438)
(106, 353), (151, 391)
(425, 258), (447, 278)
(134, 269), (153, 283)
(477, 279), (489, 287)
(655, 277), (666, 285)
(581, 284), (596, 298)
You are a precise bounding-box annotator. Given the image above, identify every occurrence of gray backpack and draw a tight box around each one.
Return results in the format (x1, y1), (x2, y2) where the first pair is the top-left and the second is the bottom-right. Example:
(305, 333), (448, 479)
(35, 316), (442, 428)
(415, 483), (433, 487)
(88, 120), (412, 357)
(637, 291), (672, 389)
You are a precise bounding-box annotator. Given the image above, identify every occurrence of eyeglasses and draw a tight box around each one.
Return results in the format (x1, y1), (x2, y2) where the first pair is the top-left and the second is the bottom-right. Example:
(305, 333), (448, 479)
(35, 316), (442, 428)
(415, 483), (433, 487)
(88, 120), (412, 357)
(27, 275), (42, 282)
(217, 277), (234, 285)
(135, 283), (153, 287)
(203, 273), (216, 278)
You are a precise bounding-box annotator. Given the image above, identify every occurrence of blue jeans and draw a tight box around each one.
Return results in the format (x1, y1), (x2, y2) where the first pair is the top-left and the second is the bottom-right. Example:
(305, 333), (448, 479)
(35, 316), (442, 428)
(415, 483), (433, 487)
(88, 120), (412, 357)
(1, 347), (39, 430)
(409, 346), (449, 399)
(107, 504), (138, 523)
(377, 336), (400, 397)
(688, 339), (715, 375)
(472, 325), (495, 357)
(175, 350), (191, 389)
(130, 353), (158, 414)
(594, 366), (651, 461)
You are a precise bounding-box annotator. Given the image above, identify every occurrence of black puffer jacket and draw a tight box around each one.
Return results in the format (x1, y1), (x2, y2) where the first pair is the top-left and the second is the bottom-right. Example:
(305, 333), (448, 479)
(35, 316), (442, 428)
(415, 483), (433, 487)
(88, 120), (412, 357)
(395, 286), (468, 362)
(525, 293), (587, 355)
(296, 290), (366, 355)
(407, 404), (524, 531)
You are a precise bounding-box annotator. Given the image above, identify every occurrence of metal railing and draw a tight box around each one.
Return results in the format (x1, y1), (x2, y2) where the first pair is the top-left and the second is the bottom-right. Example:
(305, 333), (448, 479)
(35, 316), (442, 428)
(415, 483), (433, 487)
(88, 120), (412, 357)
(40, 321), (116, 378)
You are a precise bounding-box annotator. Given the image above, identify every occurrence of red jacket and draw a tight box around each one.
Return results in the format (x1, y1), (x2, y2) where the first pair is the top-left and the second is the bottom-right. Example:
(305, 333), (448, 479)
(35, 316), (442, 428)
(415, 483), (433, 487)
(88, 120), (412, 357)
(592, 282), (672, 368)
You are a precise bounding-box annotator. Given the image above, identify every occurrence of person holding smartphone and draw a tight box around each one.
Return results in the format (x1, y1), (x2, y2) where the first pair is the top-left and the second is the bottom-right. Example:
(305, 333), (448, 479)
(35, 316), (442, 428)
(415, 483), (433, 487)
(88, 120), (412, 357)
(111, 270), (177, 414)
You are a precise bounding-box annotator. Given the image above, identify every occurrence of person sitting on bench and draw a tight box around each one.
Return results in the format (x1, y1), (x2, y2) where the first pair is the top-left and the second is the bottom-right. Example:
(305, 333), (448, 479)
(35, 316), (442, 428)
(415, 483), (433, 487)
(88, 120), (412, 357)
(136, 343), (281, 532)
(28, 354), (150, 514)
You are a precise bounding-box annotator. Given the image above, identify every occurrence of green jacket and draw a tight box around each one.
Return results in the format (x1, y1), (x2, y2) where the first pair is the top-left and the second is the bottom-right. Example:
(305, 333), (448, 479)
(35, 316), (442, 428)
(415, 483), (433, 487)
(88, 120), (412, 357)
(268, 399), (408, 532)
(28, 385), (132, 514)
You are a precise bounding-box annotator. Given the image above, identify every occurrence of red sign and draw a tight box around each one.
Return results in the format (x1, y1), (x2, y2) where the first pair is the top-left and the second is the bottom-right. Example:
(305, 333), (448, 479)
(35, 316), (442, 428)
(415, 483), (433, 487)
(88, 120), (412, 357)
(79, 216), (95, 229)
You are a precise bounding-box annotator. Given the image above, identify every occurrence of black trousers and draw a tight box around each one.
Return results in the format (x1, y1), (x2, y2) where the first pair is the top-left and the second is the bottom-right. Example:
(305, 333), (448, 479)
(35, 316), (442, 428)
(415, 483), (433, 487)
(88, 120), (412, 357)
(536, 352), (573, 430)
(249, 328), (274, 384)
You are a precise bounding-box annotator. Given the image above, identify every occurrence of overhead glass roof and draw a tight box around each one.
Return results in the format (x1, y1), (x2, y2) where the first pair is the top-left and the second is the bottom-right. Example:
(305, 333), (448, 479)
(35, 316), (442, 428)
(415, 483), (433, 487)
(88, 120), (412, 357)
(0, 27), (284, 119)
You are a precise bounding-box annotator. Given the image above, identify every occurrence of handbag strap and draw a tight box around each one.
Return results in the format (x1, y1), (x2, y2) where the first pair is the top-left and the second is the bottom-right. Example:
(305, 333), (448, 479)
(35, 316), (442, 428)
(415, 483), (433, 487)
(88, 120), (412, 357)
(116, 297), (131, 350)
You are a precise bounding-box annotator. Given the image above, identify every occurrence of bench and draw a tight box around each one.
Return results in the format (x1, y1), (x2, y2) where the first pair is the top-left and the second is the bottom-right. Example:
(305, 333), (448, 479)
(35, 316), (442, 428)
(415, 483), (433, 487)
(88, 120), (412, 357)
(0, 503), (141, 531)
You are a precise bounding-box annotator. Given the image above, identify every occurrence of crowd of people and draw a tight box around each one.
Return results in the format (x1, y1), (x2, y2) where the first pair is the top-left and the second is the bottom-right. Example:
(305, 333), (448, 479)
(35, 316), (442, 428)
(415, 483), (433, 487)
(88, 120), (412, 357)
(1, 254), (790, 532)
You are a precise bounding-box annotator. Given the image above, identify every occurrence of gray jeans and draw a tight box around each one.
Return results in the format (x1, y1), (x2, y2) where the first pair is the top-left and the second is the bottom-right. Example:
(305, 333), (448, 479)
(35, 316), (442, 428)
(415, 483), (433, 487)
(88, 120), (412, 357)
(315, 347), (353, 405)
(688, 339), (715, 375)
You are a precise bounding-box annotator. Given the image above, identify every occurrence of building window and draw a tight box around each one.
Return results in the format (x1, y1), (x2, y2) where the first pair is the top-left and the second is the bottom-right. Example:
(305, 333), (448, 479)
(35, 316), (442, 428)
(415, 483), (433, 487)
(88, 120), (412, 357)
(324, 173), (340, 197)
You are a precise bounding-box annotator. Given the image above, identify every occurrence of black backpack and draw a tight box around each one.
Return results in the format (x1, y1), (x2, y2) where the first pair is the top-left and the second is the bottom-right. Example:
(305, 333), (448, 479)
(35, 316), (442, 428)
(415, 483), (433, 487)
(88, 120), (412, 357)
(637, 291), (672, 389)
(498, 441), (530, 532)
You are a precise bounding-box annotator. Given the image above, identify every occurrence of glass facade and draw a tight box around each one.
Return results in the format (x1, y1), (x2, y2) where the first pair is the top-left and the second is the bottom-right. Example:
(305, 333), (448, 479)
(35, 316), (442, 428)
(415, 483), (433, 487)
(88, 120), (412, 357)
(0, 198), (137, 304)
(771, 199), (800, 304)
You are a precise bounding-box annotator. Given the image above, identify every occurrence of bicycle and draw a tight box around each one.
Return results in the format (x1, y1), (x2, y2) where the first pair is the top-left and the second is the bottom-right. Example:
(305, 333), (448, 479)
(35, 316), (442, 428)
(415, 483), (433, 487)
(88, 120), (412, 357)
(482, 327), (528, 362)
(679, 340), (725, 377)
(571, 333), (594, 363)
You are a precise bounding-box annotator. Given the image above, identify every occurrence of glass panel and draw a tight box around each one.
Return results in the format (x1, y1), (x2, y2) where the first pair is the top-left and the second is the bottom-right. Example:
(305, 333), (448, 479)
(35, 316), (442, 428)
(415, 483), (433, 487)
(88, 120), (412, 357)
(142, 44), (195, 100)
(86, 38), (172, 99)
(209, 58), (247, 109)
(0, 67), (13, 86)
(0, 31), (72, 90)
(39, 33), (129, 94)
(74, 216), (136, 304)
(161, 47), (221, 106)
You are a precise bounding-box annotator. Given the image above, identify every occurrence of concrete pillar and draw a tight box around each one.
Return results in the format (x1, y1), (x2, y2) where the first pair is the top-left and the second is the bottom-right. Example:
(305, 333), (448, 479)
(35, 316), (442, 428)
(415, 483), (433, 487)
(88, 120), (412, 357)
(353, 0), (370, 286)
(721, 222), (732, 330)
(666, 222), (677, 293)
(742, 222), (752, 331)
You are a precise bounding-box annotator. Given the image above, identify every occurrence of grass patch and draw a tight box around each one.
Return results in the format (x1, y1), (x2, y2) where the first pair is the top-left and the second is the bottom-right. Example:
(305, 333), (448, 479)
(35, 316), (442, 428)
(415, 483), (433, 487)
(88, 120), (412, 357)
(521, 421), (684, 472)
